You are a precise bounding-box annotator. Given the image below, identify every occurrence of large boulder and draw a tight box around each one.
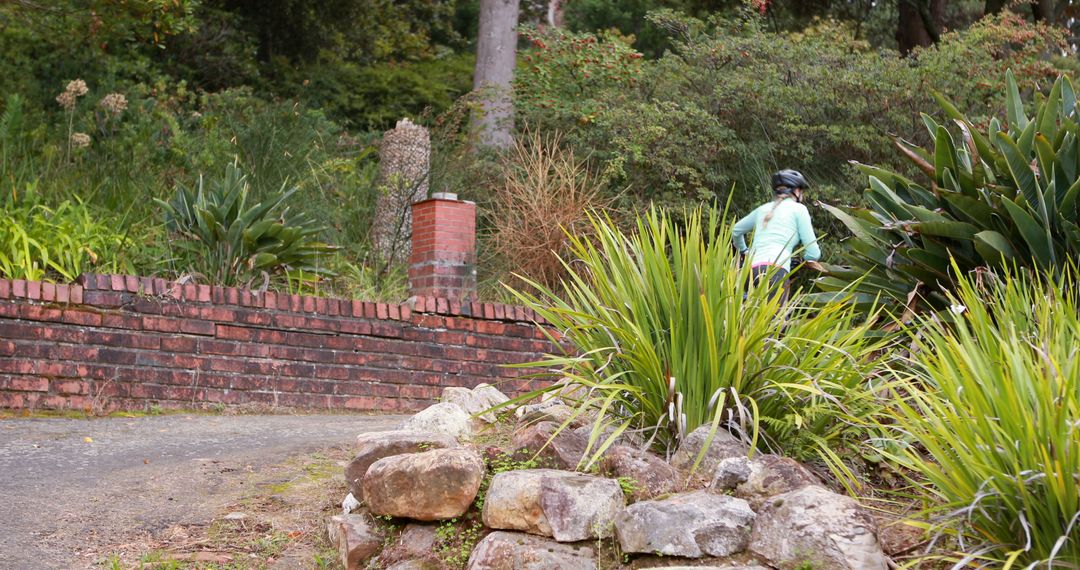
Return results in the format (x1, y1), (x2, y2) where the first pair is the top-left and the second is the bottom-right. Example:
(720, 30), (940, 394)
(345, 431), (458, 499)
(749, 485), (888, 570)
(363, 447), (485, 521)
(327, 513), (385, 570)
(732, 455), (820, 510)
(466, 531), (597, 570)
(402, 402), (473, 440)
(615, 490), (755, 558)
(599, 445), (679, 502)
(441, 383), (510, 423)
(482, 469), (624, 542)
(670, 426), (750, 484)
(511, 421), (589, 469)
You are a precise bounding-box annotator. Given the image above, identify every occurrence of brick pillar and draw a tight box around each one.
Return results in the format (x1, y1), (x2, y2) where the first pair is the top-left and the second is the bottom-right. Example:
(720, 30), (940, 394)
(409, 194), (477, 301)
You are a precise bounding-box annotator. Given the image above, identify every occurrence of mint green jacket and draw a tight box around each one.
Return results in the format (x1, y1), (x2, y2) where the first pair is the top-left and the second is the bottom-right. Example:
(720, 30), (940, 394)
(732, 198), (821, 271)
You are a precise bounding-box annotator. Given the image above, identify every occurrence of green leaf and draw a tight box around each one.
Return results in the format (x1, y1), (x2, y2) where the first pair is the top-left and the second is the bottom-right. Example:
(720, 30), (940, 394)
(994, 131), (1040, 207)
(1006, 69), (1028, 132)
(1000, 198), (1053, 267)
(909, 221), (979, 240)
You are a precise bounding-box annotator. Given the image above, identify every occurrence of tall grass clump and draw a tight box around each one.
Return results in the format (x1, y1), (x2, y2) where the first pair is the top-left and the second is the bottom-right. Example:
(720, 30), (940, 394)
(486, 129), (609, 295)
(886, 266), (1080, 568)
(510, 207), (893, 484)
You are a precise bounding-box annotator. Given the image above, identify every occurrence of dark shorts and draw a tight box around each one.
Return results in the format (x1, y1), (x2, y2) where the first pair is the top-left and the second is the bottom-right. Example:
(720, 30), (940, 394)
(751, 264), (790, 303)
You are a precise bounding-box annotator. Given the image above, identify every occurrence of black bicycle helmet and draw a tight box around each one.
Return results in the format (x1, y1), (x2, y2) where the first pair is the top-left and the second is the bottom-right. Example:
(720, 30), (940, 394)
(771, 169), (808, 194)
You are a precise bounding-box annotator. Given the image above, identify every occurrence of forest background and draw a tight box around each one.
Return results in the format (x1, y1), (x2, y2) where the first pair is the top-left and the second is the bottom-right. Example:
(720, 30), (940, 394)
(1, 0), (1078, 299)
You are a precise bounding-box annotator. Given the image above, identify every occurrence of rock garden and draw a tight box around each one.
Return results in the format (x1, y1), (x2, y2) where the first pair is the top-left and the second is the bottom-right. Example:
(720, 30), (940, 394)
(328, 382), (894, 570)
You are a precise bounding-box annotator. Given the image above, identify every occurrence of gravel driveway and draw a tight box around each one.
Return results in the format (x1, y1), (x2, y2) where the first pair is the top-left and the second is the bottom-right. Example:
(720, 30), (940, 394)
(0, 413), (405, 569)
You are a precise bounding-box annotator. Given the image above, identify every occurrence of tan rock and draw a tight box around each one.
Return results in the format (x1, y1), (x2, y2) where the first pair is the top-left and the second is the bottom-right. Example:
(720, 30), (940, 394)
(345, 431), (458, 499)
(511, 421), (588, 469)
(599, 445), (679, 501)
(327, 513), (385, 570)
(465, 531), (596, 570)
(364, 447), (485, 521)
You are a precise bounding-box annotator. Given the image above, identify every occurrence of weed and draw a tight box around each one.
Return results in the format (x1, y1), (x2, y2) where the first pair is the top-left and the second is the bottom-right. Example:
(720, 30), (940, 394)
(434, 516), (484, 569)
(615, 477), (640, 501)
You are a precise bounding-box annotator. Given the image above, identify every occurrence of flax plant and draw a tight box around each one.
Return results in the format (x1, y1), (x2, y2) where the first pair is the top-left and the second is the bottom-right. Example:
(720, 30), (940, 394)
(508, 207), (892, 486)
(885, 266), (1080, 568)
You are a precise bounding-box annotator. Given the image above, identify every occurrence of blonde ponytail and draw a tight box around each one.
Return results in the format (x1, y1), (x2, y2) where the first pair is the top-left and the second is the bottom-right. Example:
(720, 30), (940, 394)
(761, 194), (792, 229)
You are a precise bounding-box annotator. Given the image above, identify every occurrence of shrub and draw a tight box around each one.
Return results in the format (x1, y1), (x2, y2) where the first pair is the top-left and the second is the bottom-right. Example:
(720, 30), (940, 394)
(509, 207), (893, 485)
(513, 12), (1065, 218)
(815, 71), (1080, 314)
(485, 130), (609, 294)
(884, 266), (1080, 568)
(157, 162), (337, 287)
(0, 190), (134, 282)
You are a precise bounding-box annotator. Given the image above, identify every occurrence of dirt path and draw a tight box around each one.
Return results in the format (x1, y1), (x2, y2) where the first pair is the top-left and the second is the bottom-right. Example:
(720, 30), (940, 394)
(0, 413), (405, 570)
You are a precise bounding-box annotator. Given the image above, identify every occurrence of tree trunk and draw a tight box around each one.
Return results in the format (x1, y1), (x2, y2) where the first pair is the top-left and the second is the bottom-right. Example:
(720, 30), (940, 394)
(984, 0), (1008, 14)
(896, 0), (945, 55)
(473, 0), (520, 151)
(1031, 0), (1054, 22)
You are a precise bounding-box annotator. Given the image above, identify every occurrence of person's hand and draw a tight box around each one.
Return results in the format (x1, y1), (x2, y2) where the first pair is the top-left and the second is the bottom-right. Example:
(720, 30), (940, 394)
(805, 260), (826, 273)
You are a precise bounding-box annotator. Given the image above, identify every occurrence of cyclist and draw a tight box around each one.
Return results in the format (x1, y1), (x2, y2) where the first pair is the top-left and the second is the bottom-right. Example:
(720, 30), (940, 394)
(732, 169), (822, 301)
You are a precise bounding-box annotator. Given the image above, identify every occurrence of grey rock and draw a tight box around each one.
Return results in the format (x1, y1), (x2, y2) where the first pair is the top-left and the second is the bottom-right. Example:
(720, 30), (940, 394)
(346, 431), (458, 499)
(518, 403), (577, 426)
(441, 383), (510, 423)
(511, 421), (589, 469)
(363, 447), (485, 521)
(670, 426), (750, 484)
(734, 454), (820, 510)
(402, 402), (473, 440)
(539, 472), (624, 541)
(379, 524), (439, 568)
(465, 531), (597, 570)
(385, 561), (441, 570)
(482, 469), (624, 541)
(327, 513), (385, 570)
(615, 490), (755, 558)
(599, 445), (679, 501)
(711, 456), (753, 490)
(749, 485), (888, 570)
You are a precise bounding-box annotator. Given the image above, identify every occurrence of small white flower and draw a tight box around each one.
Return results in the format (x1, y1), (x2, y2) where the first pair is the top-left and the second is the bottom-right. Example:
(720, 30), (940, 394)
(949, 304), (967, 315)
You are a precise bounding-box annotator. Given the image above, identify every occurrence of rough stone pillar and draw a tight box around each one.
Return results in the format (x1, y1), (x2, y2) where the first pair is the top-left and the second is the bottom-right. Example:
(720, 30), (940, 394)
(409, 195), (477, 301)
(372, 118), (430, 265)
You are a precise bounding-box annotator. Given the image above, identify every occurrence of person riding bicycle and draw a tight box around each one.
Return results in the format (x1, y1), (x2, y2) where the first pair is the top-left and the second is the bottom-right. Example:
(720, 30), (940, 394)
(732, 169), (822, 301)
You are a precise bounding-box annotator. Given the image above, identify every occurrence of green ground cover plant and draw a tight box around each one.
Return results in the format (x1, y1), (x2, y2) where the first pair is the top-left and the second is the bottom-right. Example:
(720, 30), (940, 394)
(883, 266), (1080, 568)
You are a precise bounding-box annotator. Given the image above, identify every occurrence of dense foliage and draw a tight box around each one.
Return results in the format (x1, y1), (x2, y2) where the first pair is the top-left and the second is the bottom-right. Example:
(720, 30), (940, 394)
(516, 12), (1065, 225)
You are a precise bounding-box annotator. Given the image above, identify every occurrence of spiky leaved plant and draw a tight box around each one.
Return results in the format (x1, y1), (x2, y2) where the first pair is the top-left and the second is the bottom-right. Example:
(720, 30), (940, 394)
(884, 265), (1080, 568)
(157, 161), (336, 287)
(816, 71), (1080, 314)
(506, 206), (893, 488)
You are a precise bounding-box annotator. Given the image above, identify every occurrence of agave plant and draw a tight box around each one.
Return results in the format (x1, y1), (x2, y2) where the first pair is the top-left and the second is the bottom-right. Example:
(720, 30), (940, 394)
(157, 162), (336, 287)
(816, 71), (1080, 313)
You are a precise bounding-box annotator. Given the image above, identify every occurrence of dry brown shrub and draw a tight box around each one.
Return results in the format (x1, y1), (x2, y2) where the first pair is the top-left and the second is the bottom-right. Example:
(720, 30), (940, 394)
(486, 129), (610, 295)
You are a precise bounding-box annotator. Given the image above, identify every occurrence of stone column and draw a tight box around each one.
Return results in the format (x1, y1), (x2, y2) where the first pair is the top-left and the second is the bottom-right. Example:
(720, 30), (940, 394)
(408, 195), (477, 301)
(372, 118), (430, 265)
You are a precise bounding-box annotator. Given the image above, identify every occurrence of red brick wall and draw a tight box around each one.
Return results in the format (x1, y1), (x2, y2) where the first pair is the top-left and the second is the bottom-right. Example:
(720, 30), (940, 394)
(0, 274), (558, 413)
